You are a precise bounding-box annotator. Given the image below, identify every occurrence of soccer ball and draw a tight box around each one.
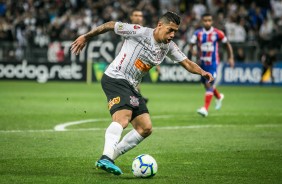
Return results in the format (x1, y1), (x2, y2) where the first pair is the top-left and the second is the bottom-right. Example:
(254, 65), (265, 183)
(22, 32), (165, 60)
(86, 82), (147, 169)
(132, 154), (158, 178)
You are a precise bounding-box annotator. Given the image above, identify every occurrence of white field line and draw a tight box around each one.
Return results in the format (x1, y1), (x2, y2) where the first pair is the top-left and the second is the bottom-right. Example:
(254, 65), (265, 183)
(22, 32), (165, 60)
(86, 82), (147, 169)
(54, 115), (173, 131)
(0, 124), (281, 134)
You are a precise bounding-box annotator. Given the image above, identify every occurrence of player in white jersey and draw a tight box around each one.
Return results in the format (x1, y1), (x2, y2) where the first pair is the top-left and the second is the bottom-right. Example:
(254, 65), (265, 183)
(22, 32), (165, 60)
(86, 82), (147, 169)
(129, 9), (152, 103)
(71, 12), (213, 175)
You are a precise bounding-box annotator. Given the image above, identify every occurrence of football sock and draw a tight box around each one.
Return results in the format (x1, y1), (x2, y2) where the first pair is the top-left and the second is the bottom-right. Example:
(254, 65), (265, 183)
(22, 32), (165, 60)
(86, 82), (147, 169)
(102, 122), (123, 160)
(213, 88), (221, 99)
(112, 129), (144, 160)
(204, 92), (214, 110)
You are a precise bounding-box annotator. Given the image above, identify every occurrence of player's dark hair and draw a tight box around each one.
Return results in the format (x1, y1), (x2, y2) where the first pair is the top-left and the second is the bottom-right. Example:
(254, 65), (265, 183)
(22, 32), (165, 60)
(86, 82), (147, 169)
(130, 9), (142, 16)
(159, 11), (181, 25)
(201, 13), (212, 19)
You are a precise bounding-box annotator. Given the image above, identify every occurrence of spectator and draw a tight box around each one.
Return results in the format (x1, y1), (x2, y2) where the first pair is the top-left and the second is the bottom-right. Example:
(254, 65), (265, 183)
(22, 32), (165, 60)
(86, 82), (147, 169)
(259, 17), (274, 49)
(192, 0), (207, 20)
(235, 47), (246, 63)
(225, 15), (247, 43)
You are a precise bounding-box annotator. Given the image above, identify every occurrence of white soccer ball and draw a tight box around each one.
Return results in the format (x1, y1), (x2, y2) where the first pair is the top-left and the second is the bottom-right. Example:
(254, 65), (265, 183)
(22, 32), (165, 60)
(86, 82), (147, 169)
(132, 154), (158, 178)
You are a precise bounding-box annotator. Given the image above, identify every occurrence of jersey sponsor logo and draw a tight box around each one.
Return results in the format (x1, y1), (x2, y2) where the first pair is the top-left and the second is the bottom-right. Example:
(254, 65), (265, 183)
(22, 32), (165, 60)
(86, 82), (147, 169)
(130, 96), (139, 106)
(0, 61), (83, 83)
(133, 25), (141, 29)
(116, 53), (126, 71)
(134, 58), (152, 72)
(201, 42), (214, 52)
(117, 30), (136, 35)
(108, 96), (121, 110)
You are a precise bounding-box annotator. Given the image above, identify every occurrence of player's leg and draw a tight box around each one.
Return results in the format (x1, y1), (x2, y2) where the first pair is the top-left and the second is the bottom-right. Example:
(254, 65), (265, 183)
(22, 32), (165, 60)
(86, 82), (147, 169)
(96, 74), (133, 175)
(96, 108), (132, 175)
(213, 86), (224, 110)
(112, 113), (152, 160)
(197, 78), (213, 117)
(102, 109), (132, 161)
(203, 82), (214, 111)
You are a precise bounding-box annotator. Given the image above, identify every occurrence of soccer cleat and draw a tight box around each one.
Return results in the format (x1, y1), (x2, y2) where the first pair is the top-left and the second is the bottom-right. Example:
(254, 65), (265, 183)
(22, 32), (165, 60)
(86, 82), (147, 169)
(95, 159), (123, 175)
(215, 93), (224, 110)
(197, 107), (208, 117)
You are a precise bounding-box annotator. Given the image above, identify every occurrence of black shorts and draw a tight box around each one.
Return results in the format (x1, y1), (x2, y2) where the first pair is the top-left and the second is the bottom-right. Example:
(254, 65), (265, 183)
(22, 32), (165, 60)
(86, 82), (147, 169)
(101, 74), (149, 121)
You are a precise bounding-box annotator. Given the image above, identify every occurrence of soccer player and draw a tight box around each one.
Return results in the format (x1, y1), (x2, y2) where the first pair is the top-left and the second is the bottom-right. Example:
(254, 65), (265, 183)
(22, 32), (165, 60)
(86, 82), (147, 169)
(71, 12), (213, 175)
(189, 13), (234, 117)
(129, 9), (149, 103)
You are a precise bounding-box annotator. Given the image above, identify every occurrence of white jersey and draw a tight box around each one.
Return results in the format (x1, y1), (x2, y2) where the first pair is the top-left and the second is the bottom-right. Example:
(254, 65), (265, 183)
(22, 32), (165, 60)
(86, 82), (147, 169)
(105, 22), (187, 88)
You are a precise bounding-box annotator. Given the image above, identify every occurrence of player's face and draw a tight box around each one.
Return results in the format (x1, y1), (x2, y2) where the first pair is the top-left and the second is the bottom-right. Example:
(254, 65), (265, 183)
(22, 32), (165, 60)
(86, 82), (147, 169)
(130, 11), (143, 25)
(157, 22), (179, 44)
(202, 16), (213, 30)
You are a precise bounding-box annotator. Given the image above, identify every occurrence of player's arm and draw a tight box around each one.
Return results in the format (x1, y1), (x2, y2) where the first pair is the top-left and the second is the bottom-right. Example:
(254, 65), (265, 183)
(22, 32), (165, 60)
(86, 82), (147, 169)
(225, 41), (234, 68)
(179, 59), (214, 83)
(71, 21), (116, 55)
(168, 41), (213, 83)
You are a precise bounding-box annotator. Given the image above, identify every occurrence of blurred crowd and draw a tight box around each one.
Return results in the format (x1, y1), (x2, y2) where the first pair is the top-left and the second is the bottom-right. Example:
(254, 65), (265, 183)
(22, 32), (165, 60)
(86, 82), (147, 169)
(0, 0), (281, 62)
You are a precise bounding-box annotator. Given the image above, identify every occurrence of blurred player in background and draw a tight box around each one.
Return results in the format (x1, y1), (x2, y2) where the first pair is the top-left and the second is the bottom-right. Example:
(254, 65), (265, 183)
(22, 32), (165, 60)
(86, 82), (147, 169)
(71, 12), (213, 175)
(189, 13), (234, 117)
(129, 9), (149, 103)
(129, 9), (161, 103)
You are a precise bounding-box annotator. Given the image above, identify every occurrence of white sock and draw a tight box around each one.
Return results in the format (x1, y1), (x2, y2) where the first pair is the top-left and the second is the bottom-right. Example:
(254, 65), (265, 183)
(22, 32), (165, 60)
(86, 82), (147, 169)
(102, 122), (123, 160)
(112, 129), (144, 160)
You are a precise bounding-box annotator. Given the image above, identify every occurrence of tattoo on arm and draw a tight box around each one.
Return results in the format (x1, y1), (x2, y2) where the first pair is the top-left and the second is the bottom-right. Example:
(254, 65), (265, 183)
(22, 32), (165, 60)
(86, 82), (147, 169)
(84, 21), (116, 40)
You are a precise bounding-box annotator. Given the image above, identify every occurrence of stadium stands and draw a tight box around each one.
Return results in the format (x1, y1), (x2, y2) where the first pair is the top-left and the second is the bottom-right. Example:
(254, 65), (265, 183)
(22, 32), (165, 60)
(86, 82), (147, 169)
(0, 0), (281, 62)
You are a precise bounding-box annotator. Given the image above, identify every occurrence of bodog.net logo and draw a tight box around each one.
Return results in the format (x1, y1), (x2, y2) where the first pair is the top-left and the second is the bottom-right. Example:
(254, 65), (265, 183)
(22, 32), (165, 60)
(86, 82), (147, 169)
(108, 96), (121, 110)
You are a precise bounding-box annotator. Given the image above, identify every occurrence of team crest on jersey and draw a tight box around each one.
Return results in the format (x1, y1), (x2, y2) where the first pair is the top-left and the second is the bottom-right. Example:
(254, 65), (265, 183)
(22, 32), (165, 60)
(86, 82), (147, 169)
(108, 96), (120, 110)
(156, 50), (165, 61)
(130, 96), (139, 107)
(211, 34), (217, 41)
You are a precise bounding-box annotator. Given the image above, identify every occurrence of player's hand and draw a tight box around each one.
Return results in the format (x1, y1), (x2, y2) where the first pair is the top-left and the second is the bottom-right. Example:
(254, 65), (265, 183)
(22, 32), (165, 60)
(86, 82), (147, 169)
(202, 71), (214, 83)
(228, 58), (235, 68)
(71, 35), (87, 55)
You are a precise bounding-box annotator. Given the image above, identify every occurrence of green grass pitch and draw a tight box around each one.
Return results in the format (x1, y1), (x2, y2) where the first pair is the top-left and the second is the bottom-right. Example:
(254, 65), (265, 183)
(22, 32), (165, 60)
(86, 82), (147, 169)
(0, 81), (281, 184)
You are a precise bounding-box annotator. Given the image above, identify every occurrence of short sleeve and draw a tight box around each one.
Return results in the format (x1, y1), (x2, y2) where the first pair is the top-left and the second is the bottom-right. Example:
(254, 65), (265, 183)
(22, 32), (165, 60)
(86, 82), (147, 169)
(167, 41), (187, 63)
(216, 29), (228, 43)
(114, 22), (146, 38)
(190, 34), (198, 44)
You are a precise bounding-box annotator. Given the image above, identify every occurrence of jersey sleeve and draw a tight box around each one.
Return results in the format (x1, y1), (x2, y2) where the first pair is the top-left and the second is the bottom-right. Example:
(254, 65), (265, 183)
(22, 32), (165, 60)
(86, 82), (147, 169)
(190, 33), (198, 44)
(114, 22), (145, 38)
(167, 41), (187, 63)
(216, 29), (228, 43)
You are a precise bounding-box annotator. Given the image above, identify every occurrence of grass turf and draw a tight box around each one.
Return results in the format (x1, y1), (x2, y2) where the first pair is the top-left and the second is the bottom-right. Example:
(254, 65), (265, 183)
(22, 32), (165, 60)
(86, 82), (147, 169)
(0, 81), (281, 184)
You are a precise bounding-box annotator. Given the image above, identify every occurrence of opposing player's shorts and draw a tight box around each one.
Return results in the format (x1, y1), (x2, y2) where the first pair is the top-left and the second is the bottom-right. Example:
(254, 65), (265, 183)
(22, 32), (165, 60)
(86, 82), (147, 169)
(201, 70), (217, 85)
(101, 74), (149, 121)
